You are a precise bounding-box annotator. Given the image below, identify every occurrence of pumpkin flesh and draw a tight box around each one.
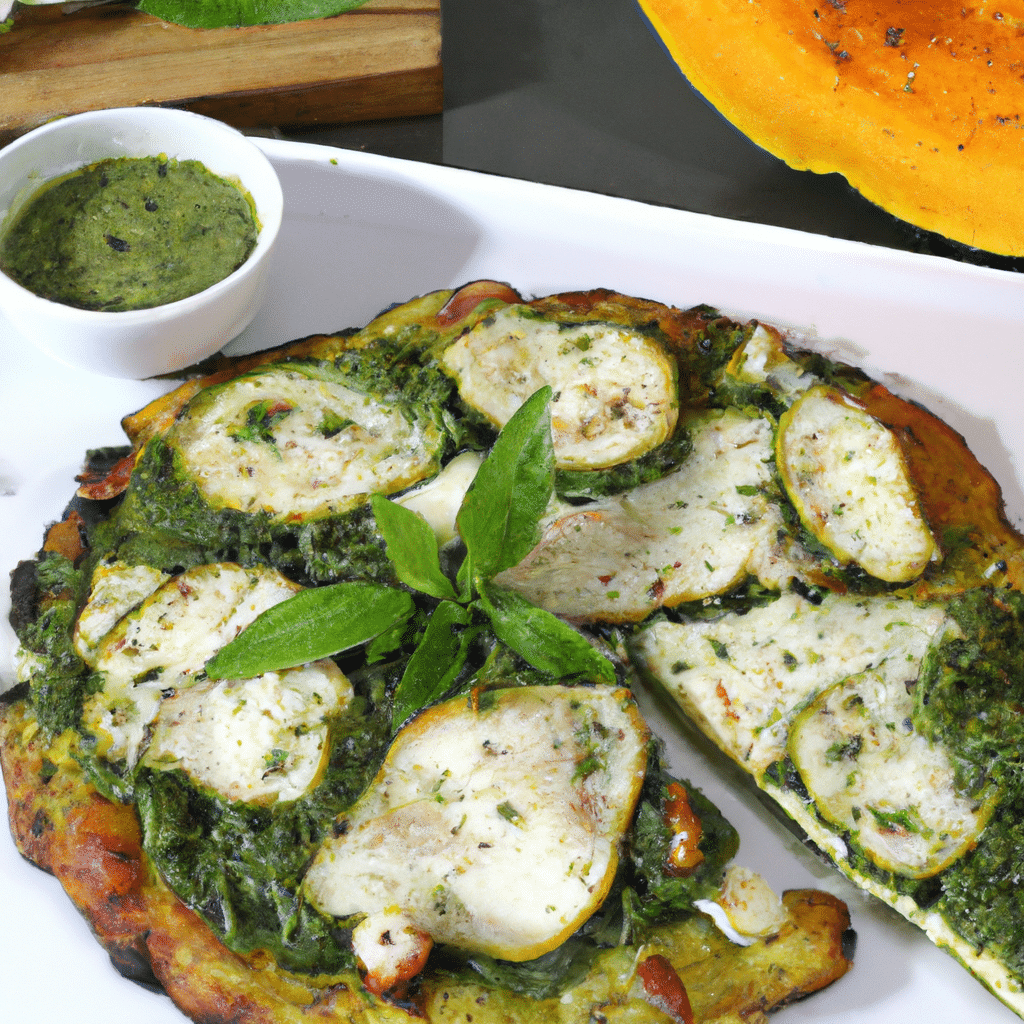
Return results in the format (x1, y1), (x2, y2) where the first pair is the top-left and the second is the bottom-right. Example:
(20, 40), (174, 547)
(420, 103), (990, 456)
(639, 0), (1024, 255)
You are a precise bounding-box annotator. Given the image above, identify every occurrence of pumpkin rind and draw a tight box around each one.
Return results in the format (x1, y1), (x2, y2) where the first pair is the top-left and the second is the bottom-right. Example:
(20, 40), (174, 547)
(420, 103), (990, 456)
(639, 0), (1024, 256)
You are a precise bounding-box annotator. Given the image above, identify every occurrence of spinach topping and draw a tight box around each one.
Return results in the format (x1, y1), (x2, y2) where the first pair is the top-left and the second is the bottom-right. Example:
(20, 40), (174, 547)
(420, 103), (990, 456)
(624, 749), (739, 930)
(938, 797), (1024, 980)
(554, 421), (694, 501)
(766, 590), (1024, 981)
(103, 436), (396, 587)
(7, 552), (103, 737)
(907, 588), (1024, 977)
(914, 588), (1024, 796)
(134, 689), (394, 974)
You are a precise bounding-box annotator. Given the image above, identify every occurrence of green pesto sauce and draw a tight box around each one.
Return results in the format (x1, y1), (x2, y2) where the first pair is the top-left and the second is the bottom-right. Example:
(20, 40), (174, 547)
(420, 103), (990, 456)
(910, 587), (1024, 976)
(0, 156), (257, 311)
(762, 589), (1024, 981)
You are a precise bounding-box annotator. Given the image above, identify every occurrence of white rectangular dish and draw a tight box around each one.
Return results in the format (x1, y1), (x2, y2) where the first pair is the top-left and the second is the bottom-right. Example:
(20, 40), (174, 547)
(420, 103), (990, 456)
(1, 138), (1021, 1024)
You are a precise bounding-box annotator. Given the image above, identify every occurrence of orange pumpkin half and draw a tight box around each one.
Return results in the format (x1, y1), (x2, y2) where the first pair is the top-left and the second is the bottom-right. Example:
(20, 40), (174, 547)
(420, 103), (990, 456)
(639, 0), (1024, 256)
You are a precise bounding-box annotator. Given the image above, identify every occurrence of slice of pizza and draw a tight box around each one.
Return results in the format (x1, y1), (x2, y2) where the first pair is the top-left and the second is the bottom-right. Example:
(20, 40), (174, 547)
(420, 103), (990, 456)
(477, 305), (1024, 1015)
(2, 283), (855, 1024)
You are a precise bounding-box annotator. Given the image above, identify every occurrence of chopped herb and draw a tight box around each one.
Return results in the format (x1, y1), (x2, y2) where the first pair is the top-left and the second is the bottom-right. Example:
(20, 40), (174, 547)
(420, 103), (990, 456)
(497, 801), (525, 827)
(708, 638), (729, 660)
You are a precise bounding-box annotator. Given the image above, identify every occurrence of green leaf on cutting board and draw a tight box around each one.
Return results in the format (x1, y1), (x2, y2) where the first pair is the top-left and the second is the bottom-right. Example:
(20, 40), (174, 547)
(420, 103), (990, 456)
(135, 0), (369, 30)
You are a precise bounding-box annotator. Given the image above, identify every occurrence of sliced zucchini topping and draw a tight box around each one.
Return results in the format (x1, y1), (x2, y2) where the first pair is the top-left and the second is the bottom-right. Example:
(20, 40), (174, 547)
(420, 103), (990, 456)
(166, 363), (447, 520)
(303, 685), (649, 962)
(777, 385), (939, 583)
(73, 557), (170, 662)
(788, 669), (997, 879)
(496, 409), (808, 623)
(724, 323), (820, 405)
(634, 592), (950, 772)
(440, 305), (678, 470)
(144, 660), (351, 805)
(81, 562), (347, 781)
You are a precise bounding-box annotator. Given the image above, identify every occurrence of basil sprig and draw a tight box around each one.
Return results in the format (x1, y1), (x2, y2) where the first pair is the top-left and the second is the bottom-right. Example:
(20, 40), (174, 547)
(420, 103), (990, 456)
(455, 385), (556, 589)
(205, 582), (414, 680)
(380, 387), (615, 725)
(203, 387), (615, 727)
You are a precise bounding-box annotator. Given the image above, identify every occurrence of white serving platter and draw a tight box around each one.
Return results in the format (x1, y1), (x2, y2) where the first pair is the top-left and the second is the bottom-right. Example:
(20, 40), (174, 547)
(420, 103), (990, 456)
(1, 138), (1022, 1024)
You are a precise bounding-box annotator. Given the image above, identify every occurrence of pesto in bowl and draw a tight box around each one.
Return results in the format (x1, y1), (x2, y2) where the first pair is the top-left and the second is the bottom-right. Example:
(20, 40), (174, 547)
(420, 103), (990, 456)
(0, 107), (282, 378)
(0, 155), (258, 312)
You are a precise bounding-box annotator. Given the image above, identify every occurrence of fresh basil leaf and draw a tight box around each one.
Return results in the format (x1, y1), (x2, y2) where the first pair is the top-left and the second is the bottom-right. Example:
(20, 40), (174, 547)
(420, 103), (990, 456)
(392, 601), (475, 729)
(205, 582), (414, 679)
(456, 387), (554, 585)
(456, 549), (474, 605)
(478, 583), (615, 683)
(364, 608), (422, 664)
(135, 0), (369, 30)
(371, 493), (458, 601)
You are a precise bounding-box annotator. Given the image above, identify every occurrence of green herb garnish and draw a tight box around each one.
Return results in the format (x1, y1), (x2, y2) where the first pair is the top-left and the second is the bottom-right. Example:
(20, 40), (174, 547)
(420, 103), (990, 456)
(203, 387), (617, 729)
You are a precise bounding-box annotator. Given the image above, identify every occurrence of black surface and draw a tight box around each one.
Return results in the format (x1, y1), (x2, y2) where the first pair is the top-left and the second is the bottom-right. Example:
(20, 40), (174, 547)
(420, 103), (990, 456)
(285, 0), (1010, 267)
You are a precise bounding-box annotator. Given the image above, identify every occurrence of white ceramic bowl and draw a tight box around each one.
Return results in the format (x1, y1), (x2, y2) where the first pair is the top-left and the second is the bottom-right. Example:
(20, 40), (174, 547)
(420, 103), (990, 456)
(0, 107), (283, 378)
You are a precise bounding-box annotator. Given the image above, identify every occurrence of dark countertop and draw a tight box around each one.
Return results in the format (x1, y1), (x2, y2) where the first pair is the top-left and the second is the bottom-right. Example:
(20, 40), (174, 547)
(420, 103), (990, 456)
(285, 0), (969, 263)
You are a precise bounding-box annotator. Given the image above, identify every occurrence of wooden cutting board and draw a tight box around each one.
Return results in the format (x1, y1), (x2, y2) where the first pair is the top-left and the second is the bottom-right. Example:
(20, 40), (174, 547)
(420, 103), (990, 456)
(0, 0), (442, 147)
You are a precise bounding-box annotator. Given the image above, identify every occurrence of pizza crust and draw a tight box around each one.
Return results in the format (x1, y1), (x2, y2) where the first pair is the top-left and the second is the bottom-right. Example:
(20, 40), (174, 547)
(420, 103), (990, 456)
(0, 699), (853, 1023)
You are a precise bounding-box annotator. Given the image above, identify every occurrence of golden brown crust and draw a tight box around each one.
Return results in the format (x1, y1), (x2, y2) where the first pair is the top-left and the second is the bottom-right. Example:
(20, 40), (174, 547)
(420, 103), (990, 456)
(1, 698), (851, 1024)
(0, 707), (152, 981)
(859, 380), (1024, 590)
(0, 703), (378, 1022)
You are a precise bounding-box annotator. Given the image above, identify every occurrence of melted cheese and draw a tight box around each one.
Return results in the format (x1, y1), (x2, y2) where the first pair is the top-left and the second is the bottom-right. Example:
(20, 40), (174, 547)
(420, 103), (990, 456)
(711, 865), (790, 939)
(496, 409), (814, 622)
(168, 366), (445, 519)
(440, 306), (677, 470)
(634, 591), (950, 772)
(303, 685), (648, 961)
(81, 562), (353, 796)
(789, 668), (996, 878)
(777, 385), (938, 582)
(393, 450), (484, 546)
(73, 558), (169, 663)
(144, 662), (350, 804)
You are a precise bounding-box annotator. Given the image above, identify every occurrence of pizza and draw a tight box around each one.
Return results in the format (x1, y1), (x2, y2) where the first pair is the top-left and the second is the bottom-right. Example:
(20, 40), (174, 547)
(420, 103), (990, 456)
(1, 279), (1019, 1021)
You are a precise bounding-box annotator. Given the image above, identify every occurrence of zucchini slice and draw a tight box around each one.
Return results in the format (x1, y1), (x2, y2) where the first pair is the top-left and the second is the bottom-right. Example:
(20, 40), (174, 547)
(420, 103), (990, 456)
(73, 557), (170, 663)
(777, 385), (938, 582)
(143, 659), (351, 805)
(440, 304), (678, 470)
(496, 409), (806, 623)
(724, 323), (819, 405)
(788, 670), (997, 879)
(303, 685), (649, 962)
(166, 362), (448, 521)
(81, 563), (347, 774)
(634, 592), (950, 774)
